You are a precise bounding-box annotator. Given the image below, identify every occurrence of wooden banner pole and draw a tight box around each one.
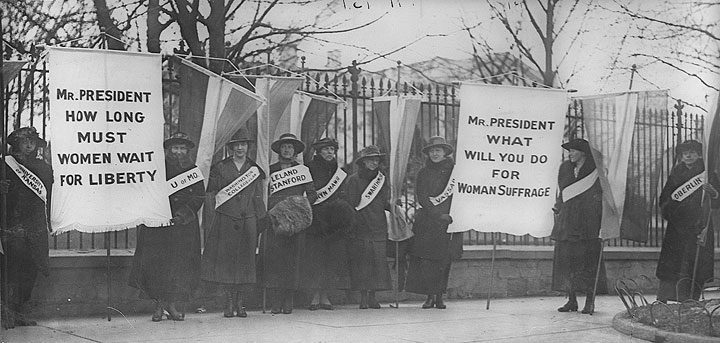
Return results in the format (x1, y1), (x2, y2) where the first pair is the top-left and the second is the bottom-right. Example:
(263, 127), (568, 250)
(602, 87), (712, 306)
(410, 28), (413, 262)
(486, 232), (496, 310)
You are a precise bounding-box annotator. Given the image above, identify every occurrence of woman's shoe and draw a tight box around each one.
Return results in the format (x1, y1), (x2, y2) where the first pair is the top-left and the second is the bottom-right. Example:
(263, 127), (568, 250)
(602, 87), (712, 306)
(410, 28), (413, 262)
(270, 307), (282, 314)
(319, 303), (334, 310)
(359, 291), (369, 309)
(435, 294), (446, 309)
(152, 301), (163, 322)
(368, 291), (381, 309)
(308, 304), (319, 311)
(422, 295), (435, 309)
(581, 296), (595, 315)
(557, 301), (578, 312)
(166, 303), (185, 321)
(223, 291), (235, 317)
(282, 307), (293, 314)
(236, 307), (248, 318)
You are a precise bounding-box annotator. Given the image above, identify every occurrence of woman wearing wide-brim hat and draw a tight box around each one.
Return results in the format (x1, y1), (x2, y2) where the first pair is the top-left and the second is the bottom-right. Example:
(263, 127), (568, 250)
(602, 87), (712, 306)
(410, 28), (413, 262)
(343, 145), (392, 309)
(656, 140), (719, 302)
(550, 138), (607, 315)
(0, 127), (52, 328)
(129, 132), (204, 322)
(405, 136), (463, 309)
(299, 137), (353, 310)
(201, 128), (267, 318)
(260, 133), (318, 314)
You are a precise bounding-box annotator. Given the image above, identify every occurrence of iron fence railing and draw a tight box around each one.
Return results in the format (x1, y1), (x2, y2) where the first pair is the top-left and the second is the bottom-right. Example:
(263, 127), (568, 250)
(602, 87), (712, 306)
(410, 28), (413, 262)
(1, 53), (706, 250)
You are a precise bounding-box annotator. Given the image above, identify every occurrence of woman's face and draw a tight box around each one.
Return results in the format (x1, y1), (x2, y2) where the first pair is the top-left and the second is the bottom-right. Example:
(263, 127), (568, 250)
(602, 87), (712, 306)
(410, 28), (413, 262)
(428, 147), (447, 163)
(568, 149), (585, 163)
(319, 146), (336, 162)
(362, 156), (380, 171)
(229, 141), (248, 159)
(280, 143), (295, 159)
(169, 144), (189, 159)
(681, 149), (700, 166)
(16, 138), (37, 156)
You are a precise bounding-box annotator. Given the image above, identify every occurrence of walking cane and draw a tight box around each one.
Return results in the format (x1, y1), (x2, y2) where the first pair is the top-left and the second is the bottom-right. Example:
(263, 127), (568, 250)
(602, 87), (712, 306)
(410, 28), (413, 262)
(590, 240), (605, 315)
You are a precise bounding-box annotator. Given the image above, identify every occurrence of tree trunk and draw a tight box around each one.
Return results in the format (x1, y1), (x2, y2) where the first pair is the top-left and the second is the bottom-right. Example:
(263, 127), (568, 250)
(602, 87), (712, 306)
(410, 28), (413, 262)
(93, 0), (125, 50)
(207, 0), (226, 73)
(543, 0), (555, 87)
(147, 0), (161, 53)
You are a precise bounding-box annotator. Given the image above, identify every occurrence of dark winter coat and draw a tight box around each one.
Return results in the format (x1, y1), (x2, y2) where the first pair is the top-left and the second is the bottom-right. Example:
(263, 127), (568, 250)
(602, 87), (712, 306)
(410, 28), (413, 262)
(656, 160), (718, 284)
(260, 160), (317, 290)
(299, 155), (353, 290)
(201, 157), (266, 285)
(1, 154), (52, 306)
(409, 158), (463, 262)
(550, 158), (607, 294)
(550, 159), (602, 241)
(343, 165), (392, 291)
(129, 159), (205, 300)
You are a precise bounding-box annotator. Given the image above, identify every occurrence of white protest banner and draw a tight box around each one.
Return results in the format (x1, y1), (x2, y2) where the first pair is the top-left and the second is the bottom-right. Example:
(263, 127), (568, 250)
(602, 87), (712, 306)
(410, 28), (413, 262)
(49, 47), (172, 233)
(448, 83), (567, 237)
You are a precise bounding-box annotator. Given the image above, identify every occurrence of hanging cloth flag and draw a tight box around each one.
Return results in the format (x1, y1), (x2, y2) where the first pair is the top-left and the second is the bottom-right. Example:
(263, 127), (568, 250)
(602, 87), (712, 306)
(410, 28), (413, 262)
(576, 90), (668, 242)
(2, 60), (27, 87)
(176, 58), (265, 187)
(448, 83), (568, 237)
(373, 95), (422, 241)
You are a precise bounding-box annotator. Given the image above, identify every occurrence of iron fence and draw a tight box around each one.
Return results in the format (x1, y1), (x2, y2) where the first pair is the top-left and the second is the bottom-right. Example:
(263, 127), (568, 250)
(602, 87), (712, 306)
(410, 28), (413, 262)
(0, 52), (707, 250)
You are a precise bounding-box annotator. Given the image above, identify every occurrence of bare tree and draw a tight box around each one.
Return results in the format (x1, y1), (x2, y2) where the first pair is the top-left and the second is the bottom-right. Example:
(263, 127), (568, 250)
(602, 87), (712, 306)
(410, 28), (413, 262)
(464, 0), (594, 87)
(602, 0), (719, 107)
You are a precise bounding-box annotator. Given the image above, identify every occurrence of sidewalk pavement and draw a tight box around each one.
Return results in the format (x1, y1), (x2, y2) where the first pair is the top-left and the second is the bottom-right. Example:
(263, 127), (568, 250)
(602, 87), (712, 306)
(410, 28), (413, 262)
(3, 295), (645, 343)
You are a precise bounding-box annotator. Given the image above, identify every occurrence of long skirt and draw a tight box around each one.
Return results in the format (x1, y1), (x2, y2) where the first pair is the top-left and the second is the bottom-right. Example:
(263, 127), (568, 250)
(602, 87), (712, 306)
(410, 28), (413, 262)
(299, 233), (350, 290)
(348, 238), (392, 291)
(129, 222), (201, 301)
(405, 256), (451, 295)
(1, 236), (41, 309)
(260, 229), (303, 290)
(551, 239), (608, 294)
(201, 214), (258, 286)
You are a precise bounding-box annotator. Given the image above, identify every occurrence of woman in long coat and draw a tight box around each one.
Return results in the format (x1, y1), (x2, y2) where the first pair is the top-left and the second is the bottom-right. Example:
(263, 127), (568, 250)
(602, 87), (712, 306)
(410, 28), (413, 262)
(261, 133), (317, 314)
(130, 132), (205, 321)
(551, 138), (607, 315)
(201, 129), (266, 318)
(656, 140), (719, 302)
(300, 137), (353, 310)
(344, 145), (392, 309)
(0, 127), (52, 329)
(405, 136), (463, 309)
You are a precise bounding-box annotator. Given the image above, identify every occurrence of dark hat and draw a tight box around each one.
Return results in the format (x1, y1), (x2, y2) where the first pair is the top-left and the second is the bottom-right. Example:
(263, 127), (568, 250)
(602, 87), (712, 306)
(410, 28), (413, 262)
(312, 137), (339, 150)
(676, 140), (702, 155)
(8, 127), (46, 148)
(164, 132), (195, 149)
(271, 133), (305, 154)
(422, 136), (453, 155)
(561, 138), (591, 155)
(227, 127), (253, 145)
(355, 145), (385, 164)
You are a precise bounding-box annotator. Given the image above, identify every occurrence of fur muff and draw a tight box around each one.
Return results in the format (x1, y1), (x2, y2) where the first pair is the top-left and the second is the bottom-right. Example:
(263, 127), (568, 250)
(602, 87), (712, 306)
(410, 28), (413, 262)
(268, 195), (313, 236)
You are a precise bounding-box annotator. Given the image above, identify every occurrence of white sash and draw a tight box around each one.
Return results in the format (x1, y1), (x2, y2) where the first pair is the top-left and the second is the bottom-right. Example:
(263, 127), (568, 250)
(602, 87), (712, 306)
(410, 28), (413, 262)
(167, 166), (204, 195)
(6, 155), (47, 203)
(269, 165), (313, 195)
(671, 173), (705, 202)
(215, 166), (261, 209)
(562, 169), (598, 202)
(355, 171), (385, 211)
(314, 168), (347, 205)
(429, 178), (455, 206)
